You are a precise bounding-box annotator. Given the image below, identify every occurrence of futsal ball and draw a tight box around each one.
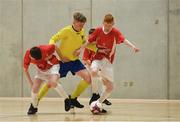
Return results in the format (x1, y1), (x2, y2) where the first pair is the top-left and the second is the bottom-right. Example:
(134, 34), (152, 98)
(90, 101), (103, 114)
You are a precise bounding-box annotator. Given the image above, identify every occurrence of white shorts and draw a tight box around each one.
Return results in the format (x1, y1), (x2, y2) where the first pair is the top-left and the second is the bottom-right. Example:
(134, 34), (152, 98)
(34, 64), (60, 81)
(91, 58), (114, 82)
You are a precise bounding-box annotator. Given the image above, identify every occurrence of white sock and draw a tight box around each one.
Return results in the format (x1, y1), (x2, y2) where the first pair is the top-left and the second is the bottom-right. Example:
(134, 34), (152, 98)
(99, 90), (111, 103)
(91, 77), (99, 94)
(54, 83), (68, 98)
(101, 83), (111, 101)
(102, 83), (106, 95)
(31, 92), (38, 108)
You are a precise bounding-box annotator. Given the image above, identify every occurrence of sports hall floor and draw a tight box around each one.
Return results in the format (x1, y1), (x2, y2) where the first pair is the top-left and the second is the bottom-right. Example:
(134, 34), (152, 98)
(0, 98), (179, 122)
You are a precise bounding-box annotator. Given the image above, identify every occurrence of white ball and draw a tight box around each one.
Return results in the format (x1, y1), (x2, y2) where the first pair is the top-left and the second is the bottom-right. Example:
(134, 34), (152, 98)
(90, 101), (103, 114)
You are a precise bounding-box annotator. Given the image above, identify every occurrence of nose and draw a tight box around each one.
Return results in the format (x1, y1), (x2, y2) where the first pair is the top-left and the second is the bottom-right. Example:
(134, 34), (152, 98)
(80, 24), (84, 28)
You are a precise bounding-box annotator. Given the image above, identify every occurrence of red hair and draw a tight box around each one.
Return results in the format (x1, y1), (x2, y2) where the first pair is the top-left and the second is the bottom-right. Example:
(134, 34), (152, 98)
(103, 14), (114, 23)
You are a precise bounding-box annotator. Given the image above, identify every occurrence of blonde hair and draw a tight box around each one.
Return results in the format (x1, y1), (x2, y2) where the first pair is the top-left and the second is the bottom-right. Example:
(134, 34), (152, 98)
(73, 12), (86, 23)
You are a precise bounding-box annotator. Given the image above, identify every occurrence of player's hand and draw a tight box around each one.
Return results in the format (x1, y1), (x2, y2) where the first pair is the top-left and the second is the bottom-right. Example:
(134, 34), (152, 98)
(109, 49), (115, 58)
(60, 56), (70, 62)
(132, 46), (140, 53)
(98, 48), (111, 55)
(85, 60), (91, 66)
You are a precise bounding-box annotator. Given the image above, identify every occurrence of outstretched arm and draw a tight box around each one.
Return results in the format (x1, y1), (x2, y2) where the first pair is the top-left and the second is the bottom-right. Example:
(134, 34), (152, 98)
(124, 39), (140, 53)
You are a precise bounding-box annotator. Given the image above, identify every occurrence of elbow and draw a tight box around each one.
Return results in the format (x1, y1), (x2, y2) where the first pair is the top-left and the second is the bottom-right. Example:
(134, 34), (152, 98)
(49, 40), (55, 44)
(123, 38), (127, 43)
(23, 68), (28, 72)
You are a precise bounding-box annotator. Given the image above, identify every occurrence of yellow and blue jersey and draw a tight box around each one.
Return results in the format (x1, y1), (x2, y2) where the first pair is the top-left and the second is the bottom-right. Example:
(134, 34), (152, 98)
(49, 25), (97, 61)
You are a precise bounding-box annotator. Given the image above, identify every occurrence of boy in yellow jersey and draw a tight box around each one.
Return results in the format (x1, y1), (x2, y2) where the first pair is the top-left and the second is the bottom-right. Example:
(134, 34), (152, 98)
(38, 12), (93, 112)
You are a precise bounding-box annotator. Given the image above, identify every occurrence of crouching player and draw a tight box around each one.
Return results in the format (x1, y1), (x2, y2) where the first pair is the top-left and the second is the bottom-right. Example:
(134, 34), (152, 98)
(24, 44), (68, 115)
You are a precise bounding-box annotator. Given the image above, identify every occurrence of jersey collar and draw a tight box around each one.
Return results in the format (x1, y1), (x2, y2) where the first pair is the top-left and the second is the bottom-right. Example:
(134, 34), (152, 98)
(72, 25), (81, 34)
(102, 26), (112, 35)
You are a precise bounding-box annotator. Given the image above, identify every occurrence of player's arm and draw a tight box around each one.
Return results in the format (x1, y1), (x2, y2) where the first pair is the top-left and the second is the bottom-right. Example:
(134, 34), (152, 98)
(73, 30), (98, 56)
(123, 39), (139, 53)
(24, 68), (33, 88)
(86, 42), (98, 52)
(49, 29), (66, 44)
(23, 51), (33, 88)
(115, 29), (139, 53)
(45, 45), (59, 64)
(74, 40), (99, 57)
(88, 28), (111, 54)
(86, 28), (99, 52)
(85, 42), (110, 55)
(76, 28), (100, 54)
(49, 33), (60, 44)
(49, 29), (70, 61)
(44, 44), (55, 60)
(55, 45), (70, 62)
(109, 40), (116, 58)
(54, 45), (62, 59)
(82, 48), (92, 66)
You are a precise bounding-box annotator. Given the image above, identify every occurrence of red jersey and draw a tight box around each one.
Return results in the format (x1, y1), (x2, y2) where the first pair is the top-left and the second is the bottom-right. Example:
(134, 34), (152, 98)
(24, 45), (59, 70)
(88, 27), (125, 63)
(82, 48), (95, 63)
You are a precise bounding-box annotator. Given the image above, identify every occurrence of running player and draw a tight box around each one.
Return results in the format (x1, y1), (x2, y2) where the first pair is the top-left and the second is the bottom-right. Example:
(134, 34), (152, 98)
(88, 14), (140, 112)
(83, 28), (112, 106)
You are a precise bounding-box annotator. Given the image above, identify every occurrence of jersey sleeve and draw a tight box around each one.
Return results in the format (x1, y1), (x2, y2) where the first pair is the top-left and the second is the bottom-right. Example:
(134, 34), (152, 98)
(115, 29), (125, 44)
(82, 48), (91, 61)
(23, 50), (31, 70)
(46, 44), (56, 55)
(83, 31), (98, 52)
(88, 28), (99, 43)
(45, 45), (59, 64)
(86, 42), (98, 52)
(49, 28), (67, 44)
(49, 55), (59, 65)
(82, 48), (95, 62)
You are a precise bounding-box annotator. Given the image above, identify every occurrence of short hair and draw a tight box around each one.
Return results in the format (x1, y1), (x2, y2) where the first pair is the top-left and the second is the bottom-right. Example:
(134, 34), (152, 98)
(103, 14), (114, 23)
(73, 12), (86, 23)
(88, 28), (95, 35)
(30, 47), (42, 60)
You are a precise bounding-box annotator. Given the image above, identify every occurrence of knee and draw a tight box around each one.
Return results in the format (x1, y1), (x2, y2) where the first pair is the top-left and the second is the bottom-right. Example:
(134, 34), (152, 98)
(91, 70), (98, 77)
(106, 83), (114, 92)
(84, 73), (91, 84)
(32, 87), (38, 93)
(81, 71), (91, 84)
(46, 83), (52, 88)
(32, 84), (39, 93)
(109, 83), (114, 91)
(48, 82), (57, 88)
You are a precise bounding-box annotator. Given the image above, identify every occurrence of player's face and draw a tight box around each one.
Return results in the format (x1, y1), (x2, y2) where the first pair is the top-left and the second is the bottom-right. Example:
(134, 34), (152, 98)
(103, 22), (114, 33)
(73, 20), (85, 32)
(30, 56), (40, 61)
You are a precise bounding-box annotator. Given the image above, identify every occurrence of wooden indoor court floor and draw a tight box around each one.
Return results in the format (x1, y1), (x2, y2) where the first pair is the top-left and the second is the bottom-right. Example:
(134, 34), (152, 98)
(0, 98), (180, 122)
